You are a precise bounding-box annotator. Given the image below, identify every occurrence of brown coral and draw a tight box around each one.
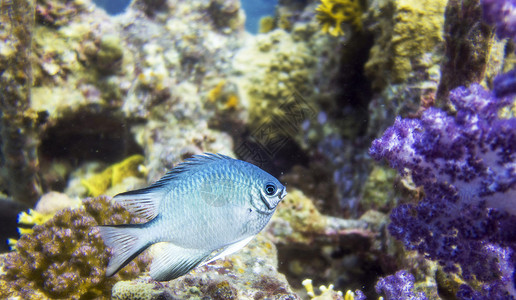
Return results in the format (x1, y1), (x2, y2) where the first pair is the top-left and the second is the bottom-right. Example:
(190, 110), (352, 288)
(0, 196), (149, 299)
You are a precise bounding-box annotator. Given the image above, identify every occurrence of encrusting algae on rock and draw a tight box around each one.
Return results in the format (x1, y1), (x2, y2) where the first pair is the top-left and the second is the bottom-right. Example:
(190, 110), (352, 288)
(364, 0), (447, 88)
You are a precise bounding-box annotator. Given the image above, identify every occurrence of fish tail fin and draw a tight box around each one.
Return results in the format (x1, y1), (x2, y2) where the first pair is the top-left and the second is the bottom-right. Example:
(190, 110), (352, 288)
(98, 224), (150, 277)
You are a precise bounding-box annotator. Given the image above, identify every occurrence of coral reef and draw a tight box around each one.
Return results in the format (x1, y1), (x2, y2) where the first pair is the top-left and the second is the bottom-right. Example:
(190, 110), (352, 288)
(259, 15), (276, 33)
(494, 69), (516, 98)
(81, 154), (146, 197)
(359, 166), (399, 213)
(110, 234), (300, 300)
(268, 188), (369, 245)
(436, 0), (495, 101)
(233, 29), (316, 135)
(269, 189), (329, 244)
(112, 281), (162, 300)
(0, 197), (149, 299)
(267, 189), (384, 296)
(481, 0), (516, 41)
(375, 270), (427, 300)
(0, 0), (42, 206)
(315, 0), (363, 36)
(364, 0), (447, 89)
(3, 0), (513, 298)
(362, 0), (448, 172)
(370, 83), (516, 298)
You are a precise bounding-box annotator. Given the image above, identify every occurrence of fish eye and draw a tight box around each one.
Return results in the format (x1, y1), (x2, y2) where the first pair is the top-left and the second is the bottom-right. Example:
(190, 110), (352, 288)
(264, 183), (277, 196)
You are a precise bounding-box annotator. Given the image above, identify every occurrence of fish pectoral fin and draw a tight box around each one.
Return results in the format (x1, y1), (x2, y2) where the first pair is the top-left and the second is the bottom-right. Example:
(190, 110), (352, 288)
(202, 235), (255, 266)
(150, 243), (210, 281)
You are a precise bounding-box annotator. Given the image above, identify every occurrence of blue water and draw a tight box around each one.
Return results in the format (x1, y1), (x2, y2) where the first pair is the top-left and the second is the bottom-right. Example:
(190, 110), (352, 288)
(93, 0), (130, 15)
(241, 0), (278, 33)
(92, 0), (278, 34)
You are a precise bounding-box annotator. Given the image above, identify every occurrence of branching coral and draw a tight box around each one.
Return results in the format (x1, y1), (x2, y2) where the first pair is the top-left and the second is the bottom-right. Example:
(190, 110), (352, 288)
(0, 196), (149, 299)
(315, 0), (363, 36)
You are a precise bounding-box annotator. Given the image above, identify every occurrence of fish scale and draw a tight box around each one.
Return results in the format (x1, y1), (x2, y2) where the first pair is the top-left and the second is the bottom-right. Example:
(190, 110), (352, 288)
(98, 153), (287, 281)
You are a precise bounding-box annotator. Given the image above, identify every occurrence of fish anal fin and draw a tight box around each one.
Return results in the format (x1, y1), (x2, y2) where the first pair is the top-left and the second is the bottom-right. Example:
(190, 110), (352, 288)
(150, 243), (210, 281)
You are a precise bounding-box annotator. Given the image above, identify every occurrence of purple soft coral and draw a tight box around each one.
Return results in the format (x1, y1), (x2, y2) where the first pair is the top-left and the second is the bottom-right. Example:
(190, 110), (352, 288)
(369, 84), (516, 298)
(494, 69), (516, 98)
(375, 270), (427, 300)
(481, 0), (516, 41)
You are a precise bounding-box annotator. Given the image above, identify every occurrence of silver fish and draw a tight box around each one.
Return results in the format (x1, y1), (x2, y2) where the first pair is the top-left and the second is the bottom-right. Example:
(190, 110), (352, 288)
(98, 153), (287, 281)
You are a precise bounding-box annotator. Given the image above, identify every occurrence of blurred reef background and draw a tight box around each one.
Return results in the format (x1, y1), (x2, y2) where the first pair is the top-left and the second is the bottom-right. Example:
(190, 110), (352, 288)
(0, 0), (515, 299)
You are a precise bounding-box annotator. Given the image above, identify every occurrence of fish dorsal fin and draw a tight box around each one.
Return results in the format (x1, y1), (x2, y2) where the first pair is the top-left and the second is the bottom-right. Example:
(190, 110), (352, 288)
(202, 235), (255, 266)
(114, 153), (233, 220)
(153, 153), (234, 185)
(113, 186), (164, 220)
(150, 242), (210, 281)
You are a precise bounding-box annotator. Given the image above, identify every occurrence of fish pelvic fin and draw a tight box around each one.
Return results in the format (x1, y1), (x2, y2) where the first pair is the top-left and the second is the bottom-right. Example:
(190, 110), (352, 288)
(150, 243), (211, 281)
(202, 235), (255, 266)
(98, 224), (150, 277)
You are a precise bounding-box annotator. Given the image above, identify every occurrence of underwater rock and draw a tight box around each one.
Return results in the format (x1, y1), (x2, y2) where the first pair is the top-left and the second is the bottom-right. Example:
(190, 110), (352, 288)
(0, 0), (42, 207)
(362, 0), (448, 142)
(36, 0), (86, 27)
(233, 29), (317, 134)
(130, 0), (168, 18)
(80, 34), (124, 74)
(111, 234), (300, 300)
(208, 0), (244, 31)
(267, 189), (387, 295)
(364, 0), (447, 90)
(436, 0), (495, 101)
(359, 166), (399, 213)
(34, 192), (79, 215)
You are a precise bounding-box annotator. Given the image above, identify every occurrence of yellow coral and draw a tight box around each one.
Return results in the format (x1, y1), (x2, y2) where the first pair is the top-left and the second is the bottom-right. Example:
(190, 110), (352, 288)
(112, 281), (161, 300)
(364, 0), (446, 88)
(207, 80), (226, 102)
(207, 80), (240, 110)
(225, 93), (239, 109)
(302, 279), (315, 297)
(8, 208), (56, 250)
(315, 0), (362, 36)
(81, 154), (146, 197)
